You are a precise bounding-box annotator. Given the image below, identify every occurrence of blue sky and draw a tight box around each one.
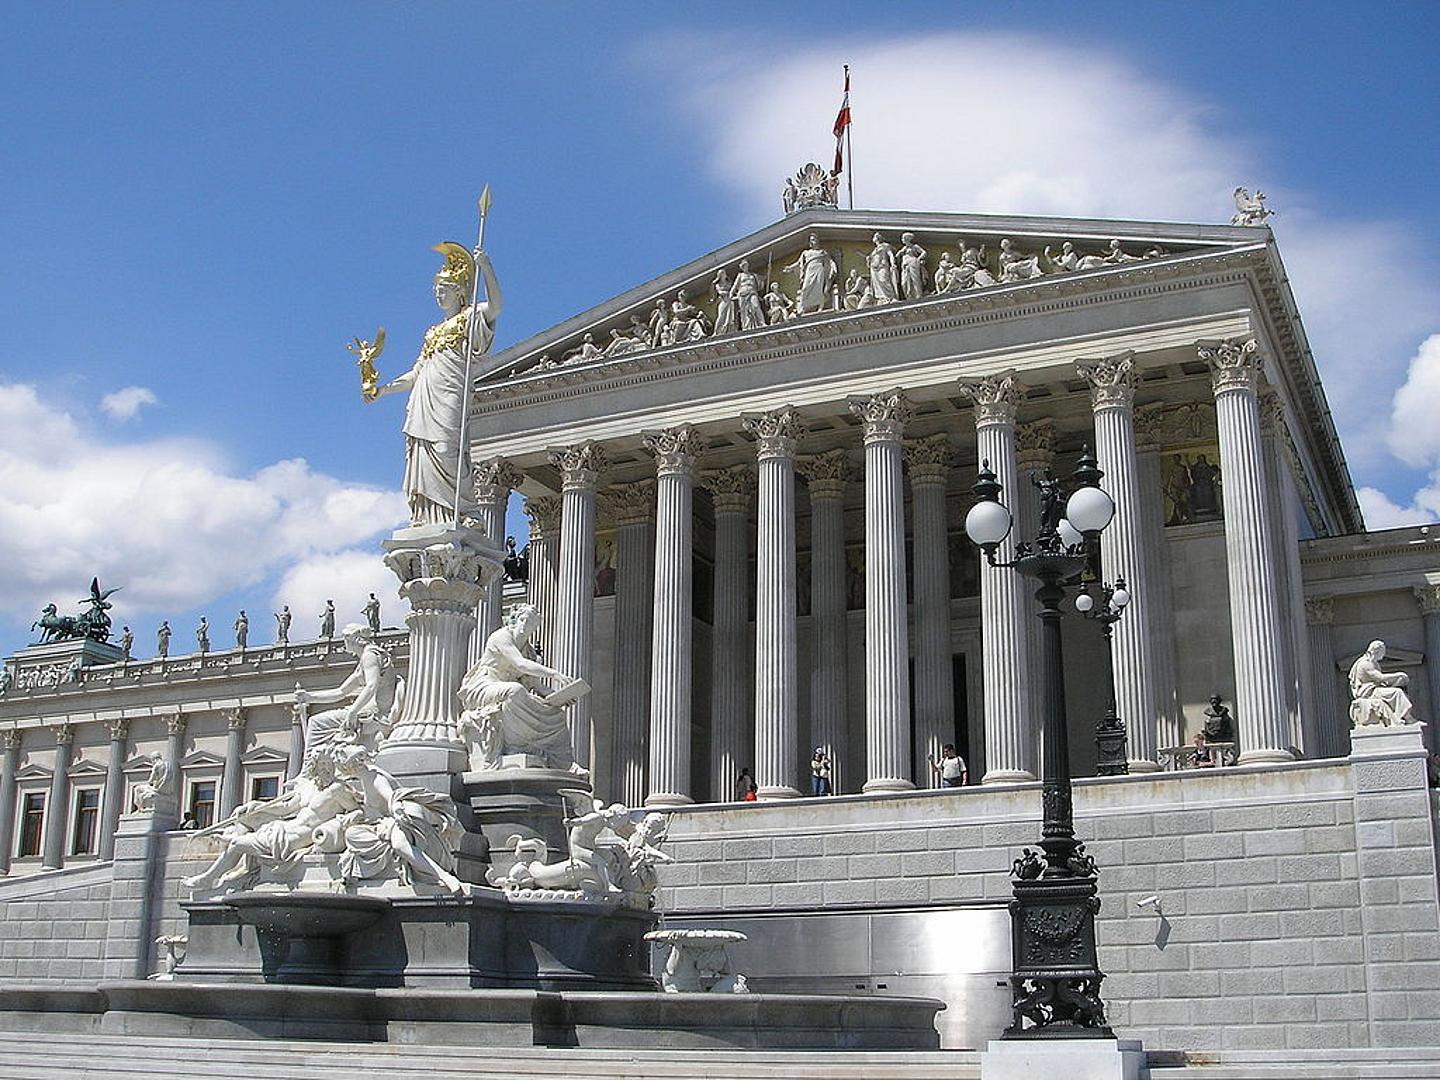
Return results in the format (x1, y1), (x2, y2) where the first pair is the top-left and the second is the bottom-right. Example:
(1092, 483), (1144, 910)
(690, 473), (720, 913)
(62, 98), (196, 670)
(2, 2), (1438, 658)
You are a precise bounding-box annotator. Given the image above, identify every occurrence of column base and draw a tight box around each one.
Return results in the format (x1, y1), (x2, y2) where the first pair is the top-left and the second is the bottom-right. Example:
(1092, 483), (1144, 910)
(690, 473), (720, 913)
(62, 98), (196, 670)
(982, 769), (1036, 785)
(375, 742), (468, 793)
(1236, 747), (1297, 766)
(1125, 758), (1162, 774)
(757, 786), (802, 801)
(982, 1038), (1144, 1080)
(862, 777), (917, 794)
(644, 792), (695, 809)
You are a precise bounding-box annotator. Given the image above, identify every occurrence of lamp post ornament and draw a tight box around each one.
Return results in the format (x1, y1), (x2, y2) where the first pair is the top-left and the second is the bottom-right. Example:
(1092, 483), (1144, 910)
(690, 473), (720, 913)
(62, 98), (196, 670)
(1075, 578), (1131, 777)
(965, 447), (1118, 1040)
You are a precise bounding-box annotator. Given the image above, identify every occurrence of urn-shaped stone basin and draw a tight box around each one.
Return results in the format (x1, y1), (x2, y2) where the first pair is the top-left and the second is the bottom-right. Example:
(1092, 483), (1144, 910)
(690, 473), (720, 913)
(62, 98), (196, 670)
(223, 892), (390, 985)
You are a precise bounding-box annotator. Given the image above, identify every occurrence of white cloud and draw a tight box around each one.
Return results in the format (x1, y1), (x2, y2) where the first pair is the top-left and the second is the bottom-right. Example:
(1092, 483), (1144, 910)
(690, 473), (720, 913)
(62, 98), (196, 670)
(271, 550), (401, 638)
(100, 385), (158, 421)
(647, 31), (1440, 524)
(1387, 334), (1440, 469)
(0, 382), (407, 624)
(1356, 483), (1439, 529)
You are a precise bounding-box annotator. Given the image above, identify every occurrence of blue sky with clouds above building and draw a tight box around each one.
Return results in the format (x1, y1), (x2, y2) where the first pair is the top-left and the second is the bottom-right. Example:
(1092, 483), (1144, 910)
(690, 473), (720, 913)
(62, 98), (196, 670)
(1, 2), (1437, 657)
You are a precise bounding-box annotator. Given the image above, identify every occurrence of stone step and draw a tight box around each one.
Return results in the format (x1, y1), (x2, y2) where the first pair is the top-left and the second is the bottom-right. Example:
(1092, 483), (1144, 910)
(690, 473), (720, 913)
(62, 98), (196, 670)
(0, 1031), (982, 1080)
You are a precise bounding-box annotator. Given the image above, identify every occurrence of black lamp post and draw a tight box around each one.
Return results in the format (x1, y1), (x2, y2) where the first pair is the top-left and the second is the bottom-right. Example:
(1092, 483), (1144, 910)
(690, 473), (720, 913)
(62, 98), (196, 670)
(964, 448), (1116, 1039)
(1076, 579), (1130, 777)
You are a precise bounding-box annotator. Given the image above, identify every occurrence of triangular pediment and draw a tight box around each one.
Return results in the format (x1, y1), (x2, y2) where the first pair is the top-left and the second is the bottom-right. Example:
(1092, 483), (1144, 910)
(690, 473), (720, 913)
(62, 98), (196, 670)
(179, 749), (225, 769)
(240, 746), (289, 767)
(123, 752), (163, 775)
(475, 207), (1265, 392)
(66, 760), (108, 780)
(14, 763), (52, 781)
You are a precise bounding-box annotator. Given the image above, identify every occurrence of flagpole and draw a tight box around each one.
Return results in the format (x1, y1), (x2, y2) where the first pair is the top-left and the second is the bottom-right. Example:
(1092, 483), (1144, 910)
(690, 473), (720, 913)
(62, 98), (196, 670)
(844, 65), (854, 210)
(451, 185), (492, 530)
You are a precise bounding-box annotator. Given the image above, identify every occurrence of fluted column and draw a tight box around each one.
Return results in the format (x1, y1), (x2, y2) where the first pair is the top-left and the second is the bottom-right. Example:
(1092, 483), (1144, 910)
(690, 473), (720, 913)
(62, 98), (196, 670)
(1305, 597), (1346, 757)
(645, 426), (702, 807)
(1016, 420), (1055, 767)
(1260, 393), (1313, 755)
(1135, 407), (1183, 750)
(608, 483), (657, 806)
(549, 443), (607, 772)
(219, 707), (247, 818)
(1415, 586), (1440, 754)
(471, 458), (523, 664)
(288, 699), (305, 779)
(744, 408), (804, 800)
(1076, 352), (1160, 771)
(799, 453), (851, 795)
(0, 731), (21, 875)
(41, 724), (73, 871)
(524, 496), (562, 663)
(908, 435), (954, 788)
(1199, 337), (1292, 763)
(851, 390), (916, 793)
(98, 720), (128, 861)
(959, 372), (1034, 783)
(164, 713), (187, 776)
(706, 467), (753, 801)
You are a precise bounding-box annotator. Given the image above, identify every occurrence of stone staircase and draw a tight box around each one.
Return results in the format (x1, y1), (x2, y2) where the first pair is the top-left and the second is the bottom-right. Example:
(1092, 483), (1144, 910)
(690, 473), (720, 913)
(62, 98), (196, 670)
(0, 1031), (981, 1080)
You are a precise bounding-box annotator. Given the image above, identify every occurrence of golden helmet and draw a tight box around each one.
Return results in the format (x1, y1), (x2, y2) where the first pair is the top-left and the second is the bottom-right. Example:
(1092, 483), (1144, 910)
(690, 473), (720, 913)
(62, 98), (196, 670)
(432, 241), (475, 295)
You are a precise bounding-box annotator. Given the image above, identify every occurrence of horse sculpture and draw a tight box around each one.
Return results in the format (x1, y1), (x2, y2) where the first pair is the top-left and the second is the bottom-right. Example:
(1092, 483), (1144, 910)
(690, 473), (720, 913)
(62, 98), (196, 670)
(31, 578), (120, 645)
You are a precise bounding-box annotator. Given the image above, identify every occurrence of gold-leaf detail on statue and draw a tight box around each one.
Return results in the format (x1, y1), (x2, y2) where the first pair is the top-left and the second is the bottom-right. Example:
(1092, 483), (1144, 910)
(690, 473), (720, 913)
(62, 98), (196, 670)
(348, 327), (386, 402)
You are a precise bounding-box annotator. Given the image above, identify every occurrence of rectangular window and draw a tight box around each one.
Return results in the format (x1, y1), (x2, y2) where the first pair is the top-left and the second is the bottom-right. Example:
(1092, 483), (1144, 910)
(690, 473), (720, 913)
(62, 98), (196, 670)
(250, 775), (279, 802)
(18, 793), (44, 857)
(71, 788), (100, 855)
(190, 781), (217, 829)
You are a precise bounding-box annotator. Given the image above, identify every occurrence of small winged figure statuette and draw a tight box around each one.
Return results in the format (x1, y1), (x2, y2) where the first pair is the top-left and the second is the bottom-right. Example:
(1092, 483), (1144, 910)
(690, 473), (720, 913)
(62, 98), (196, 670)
(347, 327), (386, 402)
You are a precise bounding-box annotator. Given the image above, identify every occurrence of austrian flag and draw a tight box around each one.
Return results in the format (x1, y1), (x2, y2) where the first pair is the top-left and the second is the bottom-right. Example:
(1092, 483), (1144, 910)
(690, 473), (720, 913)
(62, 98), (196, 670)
(832, 65), (851, 177)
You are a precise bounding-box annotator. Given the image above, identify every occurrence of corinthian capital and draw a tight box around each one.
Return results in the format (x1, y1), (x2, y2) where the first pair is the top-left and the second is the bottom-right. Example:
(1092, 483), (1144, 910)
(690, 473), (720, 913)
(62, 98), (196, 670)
(224, 707), (248, 732)
(905, 436), (953, 486)
(52, 723), (73, 746)
(1303, 596), (1335, 625)
(848, 389), (914, 445)
(107, 719), (130, 742)
(164, 713), (188, 737)
(799, 450), (854, 500)
(742, 407), (805, 461)
(1074, 351), (1136, 411)
(524, 495), (563, 539)
(957, 371), (1023, 427)
(0, 729), (19, 751)
(548, 443), (607, 490)
(1016, 419), (1056, 474)
(604, 481), (657, 527)
(1416, 584), (1440, 617)
(703, 466), (754, 513)
(642, 424), (704, 477)
(1198, 337), (1262, 396)
(472, 457), (523, 501)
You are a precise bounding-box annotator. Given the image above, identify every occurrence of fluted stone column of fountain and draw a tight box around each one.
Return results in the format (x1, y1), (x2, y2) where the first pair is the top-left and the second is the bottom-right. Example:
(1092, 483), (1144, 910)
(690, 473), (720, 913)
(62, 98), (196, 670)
(1135, 406), (1184, 750)
(1199, 337), (1292, 764)
(41, 724), (73, 870)
(470, 457), (522, 664)
(959, 372), (1034, 783)
(745, 408), (804, 800)
(287, 701), (305, 780)
(1305, 597), (1346, 757)
(0, 732), (18, 874)
(706, 467), (753, 802)
(98, 720), (128, 862)
(609, 482), (656, 806)
(164, 713), (186, 777)
(524, 496), (562, 664)
(907, 435), (953, 788)
(550, 443), (607, 772)
(378, 518), (501, 782)
(645, 425), (702, 807)
(219, 707), (248, 818)
(1076, 352), (1160, 771)
(1015, 420), (1054, 766)
(851, 391), (916, 793)
(799, 452), (851, 795)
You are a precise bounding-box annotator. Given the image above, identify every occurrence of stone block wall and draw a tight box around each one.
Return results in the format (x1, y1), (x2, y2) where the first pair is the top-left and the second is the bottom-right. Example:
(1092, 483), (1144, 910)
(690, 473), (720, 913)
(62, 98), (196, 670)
(0, 864), (112, 981)
(656, 726), (1440, 1052)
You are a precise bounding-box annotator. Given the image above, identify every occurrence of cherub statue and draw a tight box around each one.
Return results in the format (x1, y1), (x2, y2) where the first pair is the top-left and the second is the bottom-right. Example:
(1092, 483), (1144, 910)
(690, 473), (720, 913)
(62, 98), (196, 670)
(490, 789), (632, 897)
(1231, 187), (1276, 227)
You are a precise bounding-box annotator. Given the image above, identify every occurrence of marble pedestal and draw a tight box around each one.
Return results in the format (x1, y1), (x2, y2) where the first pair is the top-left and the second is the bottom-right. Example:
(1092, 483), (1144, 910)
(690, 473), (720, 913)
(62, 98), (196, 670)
(462, 763), (593, 878)
(1348, 720), (1428, 760)
(981, 1037), (1145, 1080)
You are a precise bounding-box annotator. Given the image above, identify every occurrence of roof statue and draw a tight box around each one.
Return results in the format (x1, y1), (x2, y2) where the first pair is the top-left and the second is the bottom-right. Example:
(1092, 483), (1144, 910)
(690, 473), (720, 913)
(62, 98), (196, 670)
(30, 577), (121, 645)
(1231, 187), (1276, 227)
(782, 162), (839, 214)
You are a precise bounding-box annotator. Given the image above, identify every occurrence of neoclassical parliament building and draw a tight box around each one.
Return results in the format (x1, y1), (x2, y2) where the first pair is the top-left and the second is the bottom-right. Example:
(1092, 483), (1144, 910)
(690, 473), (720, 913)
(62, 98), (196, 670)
(3, 197), (1440, 1054)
